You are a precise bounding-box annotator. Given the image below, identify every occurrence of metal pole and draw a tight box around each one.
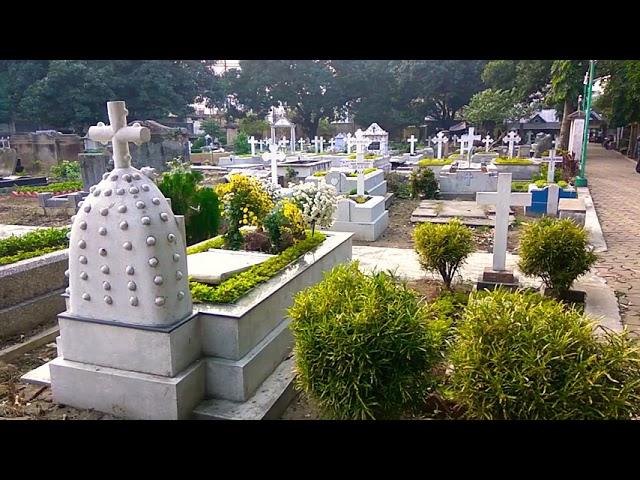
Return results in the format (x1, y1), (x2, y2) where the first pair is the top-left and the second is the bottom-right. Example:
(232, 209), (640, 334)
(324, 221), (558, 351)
(576, 60), (595, 187)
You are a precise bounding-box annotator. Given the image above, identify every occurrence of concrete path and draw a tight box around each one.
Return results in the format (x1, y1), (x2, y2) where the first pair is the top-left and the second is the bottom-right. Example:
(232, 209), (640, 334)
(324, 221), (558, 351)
(585, 144), (640, 333)
(352, 245), (622, 333)
(0, 224), (42, 240)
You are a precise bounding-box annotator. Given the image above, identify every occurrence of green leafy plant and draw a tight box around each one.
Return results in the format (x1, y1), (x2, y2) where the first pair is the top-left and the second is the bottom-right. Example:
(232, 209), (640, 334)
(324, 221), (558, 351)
(157, 159), (220, 245)
(263, 199), (307, 253)
(192, 136), (206, 150)
(288, 262), (450, 419)
(348, 188), (369, 196)
(409, 165), (439, 199)
(313, 171), (327, 177)
(285, 166), (298, 183)
(417, 158), (453, 166)
(386, 172), (411, 199)
(448, 288), (640, 419)
(0, 227), (69, 266)
(50, 160), (81, 181)
(15, 181), (83, 194)
(511, 180), (530, 192)
(190, 231), (325, 304)
(557, 180), (568, 188)
(518, 217), (597, 299)
(494, 158), (534, 165)
(234, 130), (250, 155)
(413, 219), (475, 289)
(346, 167), (378, 177)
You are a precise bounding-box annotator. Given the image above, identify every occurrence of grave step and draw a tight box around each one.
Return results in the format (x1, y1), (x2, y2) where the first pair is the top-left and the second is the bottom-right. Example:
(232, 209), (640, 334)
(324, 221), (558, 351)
(192, 355), (297, 420)
(21, 360), (53, 386)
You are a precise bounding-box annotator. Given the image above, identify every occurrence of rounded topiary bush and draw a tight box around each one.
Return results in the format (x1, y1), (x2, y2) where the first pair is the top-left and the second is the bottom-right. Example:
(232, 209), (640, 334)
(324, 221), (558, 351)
(413, 219), (474, 289)
(288, 262), (450, 419)
(518, 217), (597, 298)
(410, 165), (439, 199)
(448, 289), (640, 419)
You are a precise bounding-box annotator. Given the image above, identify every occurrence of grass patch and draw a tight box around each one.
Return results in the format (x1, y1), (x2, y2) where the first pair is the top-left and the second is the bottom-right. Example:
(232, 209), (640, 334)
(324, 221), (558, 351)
(417, 158), (453, 166)
(15, 181), (83, 194)
(494, 158), (534, 165)
(511, 181), (531, 192)
(189, 231), (326, 304)
(0, 227), (69, 266)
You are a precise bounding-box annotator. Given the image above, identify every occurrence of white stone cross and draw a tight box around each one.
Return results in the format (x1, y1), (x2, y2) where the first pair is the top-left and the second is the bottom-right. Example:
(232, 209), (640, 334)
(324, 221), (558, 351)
(88, 101), (151, 169)
(482, 134), (494, 152)
(503, 131), (521, 159)
(452, 134), (459, 147)
(298, 138), (306, 152)
(319, 136), (325, 153)
(280, 136), (289, 150)
(461, 127), (481, 165)
(249, 136), (257, 156)
(432, 132), (448, 159)
(540, 139), (558, 183)
(263, 142), (286, 186)
(346, 132), (353, 154)
(355, 131), (368, 196)
(313, 136), (319, 153)
(476, 173), (532, 271)
(407, 134), (418, 155)
(330, 137), (335, 150)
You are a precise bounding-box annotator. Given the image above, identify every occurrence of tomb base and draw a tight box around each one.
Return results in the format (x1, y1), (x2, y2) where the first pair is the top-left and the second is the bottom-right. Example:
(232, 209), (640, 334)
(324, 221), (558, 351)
(477, 268), (521, 291)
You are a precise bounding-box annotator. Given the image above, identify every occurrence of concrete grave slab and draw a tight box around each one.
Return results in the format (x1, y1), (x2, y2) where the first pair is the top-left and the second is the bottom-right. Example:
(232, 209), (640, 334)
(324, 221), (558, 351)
(188, 250), (275, 285)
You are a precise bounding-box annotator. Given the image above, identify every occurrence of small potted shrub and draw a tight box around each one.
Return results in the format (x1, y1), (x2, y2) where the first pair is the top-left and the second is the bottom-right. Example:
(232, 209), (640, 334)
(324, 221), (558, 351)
(518, 217), (597, 302)
(409, 165), (439, 199)
(288, 262), (450, 419)
(448, 288), (640, 419)
(413, 219), (474, 290)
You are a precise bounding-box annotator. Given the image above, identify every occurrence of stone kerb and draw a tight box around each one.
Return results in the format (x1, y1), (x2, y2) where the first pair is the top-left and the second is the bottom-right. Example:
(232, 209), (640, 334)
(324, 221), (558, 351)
(0, 249), (69, 339)
(333, 196), (389, 241)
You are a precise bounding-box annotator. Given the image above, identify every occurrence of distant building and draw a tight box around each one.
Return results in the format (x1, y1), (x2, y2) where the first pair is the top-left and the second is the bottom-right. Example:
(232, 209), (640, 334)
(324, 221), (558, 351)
(506, 109), (603, 144)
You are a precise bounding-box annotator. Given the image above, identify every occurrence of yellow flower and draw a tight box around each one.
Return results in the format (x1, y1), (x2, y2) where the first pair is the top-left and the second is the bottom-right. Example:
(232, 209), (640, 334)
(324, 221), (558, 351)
(242, 219), (248, 225)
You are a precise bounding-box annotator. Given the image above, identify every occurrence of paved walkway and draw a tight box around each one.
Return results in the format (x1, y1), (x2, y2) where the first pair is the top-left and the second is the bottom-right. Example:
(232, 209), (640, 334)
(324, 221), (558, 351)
(583, 144), (640, 332)
(0, 224), (42, 240)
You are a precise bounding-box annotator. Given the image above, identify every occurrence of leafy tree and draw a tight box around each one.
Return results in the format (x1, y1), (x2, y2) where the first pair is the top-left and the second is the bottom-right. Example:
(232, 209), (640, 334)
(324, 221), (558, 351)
(463, 88), (531, 134)
(237, 113), (269, 138)
(547, 60), (589, 149)
(200, 119), (225, 141)
(234, 130), (250, 154)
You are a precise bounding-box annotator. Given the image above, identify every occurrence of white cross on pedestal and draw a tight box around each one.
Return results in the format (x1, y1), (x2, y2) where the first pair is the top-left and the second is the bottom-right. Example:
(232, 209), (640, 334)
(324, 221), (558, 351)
(319, 136), (325, 153)
(355, 132), (368, 196)
(452, 135), (459, 146)
(346, 133), (353, 154)
(258, 139), (265, 152)
(298, 138), (306, 152)
(280, 136), (289, 150)
(263, 142), (286, 186)
(249, 136), (257, 156)
(88, 101), (151, 169)
(461, 127), (481, 165)
(330, 137), (335, 150)
(432, 132), (448, 159)
(540, 140), (558, 183)
(407, 134), (418, 155)
(503, 131), (521, 159)
(482, 134), (494, 152)
(476, 173), (532, 272)
(313, 136), (319, 153)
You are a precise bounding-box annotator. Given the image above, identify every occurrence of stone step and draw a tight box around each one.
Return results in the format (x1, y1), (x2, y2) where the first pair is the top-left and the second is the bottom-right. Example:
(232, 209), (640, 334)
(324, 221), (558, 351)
(21, 360), (52, 386)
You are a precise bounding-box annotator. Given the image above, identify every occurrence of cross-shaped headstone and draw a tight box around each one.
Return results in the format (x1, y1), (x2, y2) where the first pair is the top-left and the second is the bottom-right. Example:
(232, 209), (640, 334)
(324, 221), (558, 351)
(461, 127), (481, 165)
(503, 131), (521, 159)
(280, 136), (289, 150)
(258, 139), (265, 152)
(482, 134), (494, 152)
(249, 136), (257, 156)
(313, 136), (319, 153)
(262, 142), (286, 186)
(319, 136), (325, 153)
(463, 171), (474, 187)
(88, 101), (151, 169)
(539, 139), (558, 183)
(298, 138), (306, 152)
(346, 133), (353, 154)
(330, 137), (335, 150)
(407, 134), (418, 155)
(452, 135), (459, 147)
(355, 132), (369, 196)
(476, 173), (532, 271)
(431, 132), (449, 159)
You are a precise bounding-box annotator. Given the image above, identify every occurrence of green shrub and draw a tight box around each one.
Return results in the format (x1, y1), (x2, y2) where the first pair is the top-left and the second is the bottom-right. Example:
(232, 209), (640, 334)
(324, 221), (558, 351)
(157, 159), (220, 245)
(413, 219), (474, 289)
(16, 181), (83, 194)
(417, 158), (453, 166)
(386, 172), (411, 199)
(558, 180), (568, 188)
(409, 166), (439, 199)
(511, 181), (530, 192)
(348, 188), (368, 196)
(190, 231), (325, 304)
(263, 199), (306, 253)
(234, 130), (250, 154)
(0, 227), (69, 266)
(50, 160), (81, 181)
(534, 163), (563, 183)
(518, 217), (597, 298)
(192, 136), (205, 150)
(346, 167), (378, 177)
(534, 179), (546, 189)
(288, 262), (450, 419)
(494, 158), (534, 165)
(313, 171), (327, 177)
(448, 289), (640, 419)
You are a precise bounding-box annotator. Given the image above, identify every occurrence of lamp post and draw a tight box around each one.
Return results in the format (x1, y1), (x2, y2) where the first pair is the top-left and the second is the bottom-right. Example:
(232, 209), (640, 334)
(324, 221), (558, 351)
(576, 60), (595, 188)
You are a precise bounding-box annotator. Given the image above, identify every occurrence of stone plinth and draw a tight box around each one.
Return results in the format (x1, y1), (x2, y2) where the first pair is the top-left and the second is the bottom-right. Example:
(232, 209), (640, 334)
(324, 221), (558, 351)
(438, 164), (499, 199)
(477, 268), (521, 291)
(0, 148), (18, 177)
(79, 152), (111, 191)
(493, 162), (540, 180)
(559, 198), (586, 227)
(332, 196), (389, 241)
(322, 170), (387, 196)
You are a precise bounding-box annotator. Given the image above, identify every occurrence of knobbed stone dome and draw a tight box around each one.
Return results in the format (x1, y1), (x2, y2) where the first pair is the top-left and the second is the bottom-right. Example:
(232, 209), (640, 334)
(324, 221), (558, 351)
(66, 101), (192, 326)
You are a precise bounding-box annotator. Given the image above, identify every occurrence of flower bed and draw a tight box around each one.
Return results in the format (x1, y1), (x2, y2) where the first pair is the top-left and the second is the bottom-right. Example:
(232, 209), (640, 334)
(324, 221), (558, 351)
(189, 231), (326, 304)
(417, 158), (453, 167)
(494, 158), (534, 165)
(13, 181), (83, 195)
(0, 228), (69, 266)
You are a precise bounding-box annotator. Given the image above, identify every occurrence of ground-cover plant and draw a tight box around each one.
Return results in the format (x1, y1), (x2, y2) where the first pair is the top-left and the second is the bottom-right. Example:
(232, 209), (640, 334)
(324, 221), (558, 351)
(518, 217), (597, 299)
(413, 219), (474, 289)
(346, 167), (378, 177)
(448, 288), (640, 419)
(534, 163), (563, 183)
(189, 231), (325, 304)
(288, 262), (450, 420)
(386, 172), (411, 199)
(313, 171), (327, 177)
(50, 160), (81, 181)
(291, 181), (337, 235)
(511, 180), (530, 192)
(15, 181), (83, 194)
(215, 173), (274, 250)
(157, 159), (220, 245)
(0, 227), (69, 266)
(409, 166), (439, 199)
(494, 158), (534, 165)
(417, 158), (453, 167)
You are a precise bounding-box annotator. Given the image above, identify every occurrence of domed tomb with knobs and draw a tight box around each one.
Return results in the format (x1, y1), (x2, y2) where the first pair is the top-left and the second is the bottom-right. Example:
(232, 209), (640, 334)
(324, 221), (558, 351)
(66, 100), (192, 326)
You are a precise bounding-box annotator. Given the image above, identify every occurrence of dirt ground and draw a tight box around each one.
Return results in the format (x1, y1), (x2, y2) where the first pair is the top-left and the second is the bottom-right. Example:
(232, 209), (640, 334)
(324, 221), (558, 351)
(0, 196), (71, 227)
(352, 198), (525, 253)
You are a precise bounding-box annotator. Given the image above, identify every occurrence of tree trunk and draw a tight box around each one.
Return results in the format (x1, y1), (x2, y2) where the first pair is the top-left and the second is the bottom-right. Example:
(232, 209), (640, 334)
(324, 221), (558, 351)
(558, 100), (573, 151)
